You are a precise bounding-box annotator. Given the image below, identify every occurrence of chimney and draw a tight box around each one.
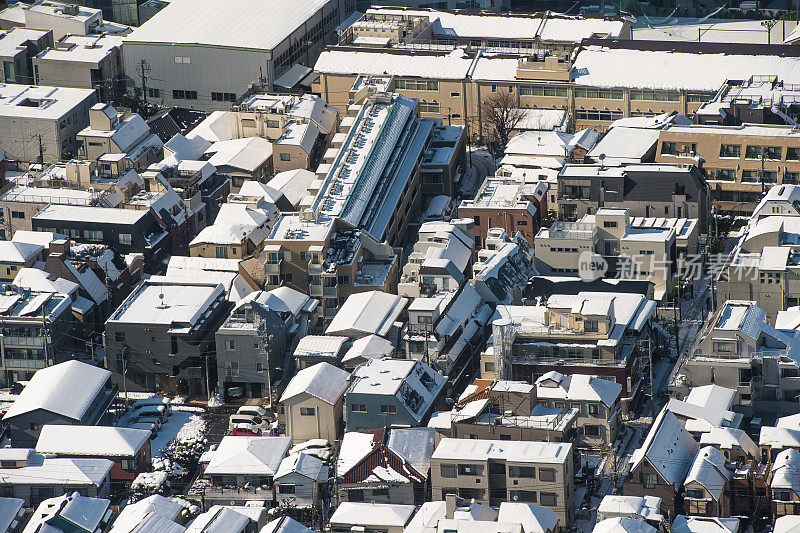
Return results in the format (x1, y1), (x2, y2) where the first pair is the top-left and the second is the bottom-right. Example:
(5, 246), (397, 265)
(445, 493), (458, 519)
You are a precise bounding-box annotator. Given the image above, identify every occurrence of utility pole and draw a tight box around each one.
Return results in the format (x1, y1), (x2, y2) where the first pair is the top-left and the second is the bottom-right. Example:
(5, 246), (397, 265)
(37, 134), (43, 165)
(644, 338), (655, 421)
(260, 317), (273, 407)
(121, 346), (129, 409)
(139, 59), (151, 106)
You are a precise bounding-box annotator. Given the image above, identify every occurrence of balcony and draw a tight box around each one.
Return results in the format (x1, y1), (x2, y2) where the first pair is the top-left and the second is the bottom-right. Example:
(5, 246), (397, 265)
(2, 358), (46, 370)
(264, 262), (280, 275)
(310, 284), (323, 297)
(308, 263), (322, 275)
(323, 286), (337, 297)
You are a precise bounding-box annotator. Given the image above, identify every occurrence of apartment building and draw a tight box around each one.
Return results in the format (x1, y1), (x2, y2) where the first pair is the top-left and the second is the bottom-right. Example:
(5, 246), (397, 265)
(430, 438), (574, 528)
(0, 84), (97, 163)
(716, 214), (800, 322)
(0, 1), (131, 39)
(122, 0), (349, 111)
(32, 33), (124, 101)
(694, 76), (800, 127)
(470, 228), (537, 305)
(215, 287), (318, 399)
(104, 278), (232, 398)
(0, 27), (52, 84)
(483, 291), (656, 416)
(655, 123), (800, 213)
(556, 164), (709, 232)
(458, 175), (547, 248)
(671, 300), (800, 418)
(535, 207), (700, 299)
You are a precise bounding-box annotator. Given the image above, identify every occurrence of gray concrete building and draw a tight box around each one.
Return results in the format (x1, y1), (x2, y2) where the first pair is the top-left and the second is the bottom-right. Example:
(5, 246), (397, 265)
(122, 0), (352, 111)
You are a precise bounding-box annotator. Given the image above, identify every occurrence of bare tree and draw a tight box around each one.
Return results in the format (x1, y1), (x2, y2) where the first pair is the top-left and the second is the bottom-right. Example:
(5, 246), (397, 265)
(481, 90), (526, 154)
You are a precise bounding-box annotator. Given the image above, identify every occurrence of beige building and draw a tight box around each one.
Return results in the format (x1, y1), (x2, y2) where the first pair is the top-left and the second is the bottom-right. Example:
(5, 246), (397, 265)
(430, 438), (574, 529)
(279, 362), (349, 443)
(655, 123), (800, 213)
(33, 34), (124, 101)
(77, 103), (163, 171)
(682, 446), (732, 518)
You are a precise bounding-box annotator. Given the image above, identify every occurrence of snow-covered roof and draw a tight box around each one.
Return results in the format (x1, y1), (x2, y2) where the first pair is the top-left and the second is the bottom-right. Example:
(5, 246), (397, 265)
(125, 0), (334, 51)
(0, 84), (96, 121)
(671, 516), (739, 533)
(775, 515), (800, 533)
(684, 446), (732, 501)
(342, 334), (394, 365)
(275, 451), (326, 482)
(107, 279), (224, 328)
(267, 169), (316, 208)
(535, 372), (622, 407)
(337, 431), (377, 476)
(36, 425), (150, 457)
(185, 507), (250, 533)
(280, 362), (350, 405)
(206, 137), (272, 172)
(587, 127), (660, 162)
(33, 204), (149, 225)
(572, 45), (800, 92)
(349, 359), (446, 422)
(597, 495), (663, 523)
(329, 502), (415, 528)
(204, 436), (291, 476)
(760, 426), (800, 449)
(110, 495), (187, 533)
(0, 456), (112, 486)
(699, 427), (759, 458)
(629, 409), (699, 487)
(432, 438), (571, 464)
(685, 385), (735, 413)
(0, 497), (23, 533)
(3, 360), (110, 421)
(25, 492), (110, 533)
(315, 47), (475, 80)
(293, 335), (347, 359)
(0, 241), (42, 263)
(261, 517), (314, 533)
(326, 291), (407, 338)
(497, 502), (559, 533)
(594, 518), (657, 533)
(386, 427), (435, 477)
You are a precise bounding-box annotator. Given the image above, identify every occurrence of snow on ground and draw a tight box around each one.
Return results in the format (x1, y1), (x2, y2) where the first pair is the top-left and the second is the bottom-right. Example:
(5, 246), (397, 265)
(207, 394), (224, 407)
(173, 405), (205, 413)
(150, 412), (206, 458)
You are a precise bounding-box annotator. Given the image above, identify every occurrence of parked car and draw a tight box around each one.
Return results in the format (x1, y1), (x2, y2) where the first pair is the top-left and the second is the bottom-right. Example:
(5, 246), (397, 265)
(132, 405), (167, 422)
(128, 421), (158, 439)
(227, 386), (243, 398)
(134, 414), (163, 429)
(133, 398), (173, 416)
(231, 423), (262, 436)
(237, 405), (270, 420)
(228, 414), (267, 433)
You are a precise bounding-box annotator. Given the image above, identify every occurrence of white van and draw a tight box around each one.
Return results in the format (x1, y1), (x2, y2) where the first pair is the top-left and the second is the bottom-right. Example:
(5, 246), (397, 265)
(133, 398), (172, 416)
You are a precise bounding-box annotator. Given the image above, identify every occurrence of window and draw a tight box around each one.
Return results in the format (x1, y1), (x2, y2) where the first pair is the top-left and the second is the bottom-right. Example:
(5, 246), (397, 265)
(539, 468), (556, 482)
(458, 464), (482, 476)
(714, 341), (735, 354)
(746, 145), (781, 160)
(174, 56), (191, 63)
(118, 233), (132, 245)
(716, 169), (736, 181)
(630, 89), (680, 101)
(348, 489), (364, 501)
(10, 211), (24, 219)
(516, 220), (527, 226)
(212, 92), (236, 102)
(685, 489), (704, 499)
(539, 493), (557, 507)
(785, 172), (800, 185)
(661, 142), (677, 155)
(603, 221), (617, 228)
(588, 403), (600, 416)
(509, 466), (536, 478)
(173, 90), (197, 100)
(686, 92), (713, 103)
(575, 110), (623, 121)
(300, 407), (316, 416)
(147, 88), (161, 98)
(278, 485), (295, 494)
(171, 336), (178, 355)
(484, 361), (495, 372)
(489, 462), (506, 474)
(574, 88), (624, 99)
(84, 230), (103, 241)
(775, 491), (793, 501)
(451, 92), (460, 98)
(641, 472), (656, 488)
(395, 79), (438, 91)
(279, 153), (291, 161)
(215, 247), (229, 259)
(719, 144), (741, 158)
(419, 101), (441, 113)
(351, 403), (367, 412)
(440, 464), (457, 478)
(788, 147), (800, 161)
(225, 361), (239, 376)
(115, 332), (125, 342)
(380, 404), (397, 414)
(510, 490), (537, 503)
(2, 61), (15, 83)
(266, 119), (280, 128)
(519, 86), (567, 97)
(585, 320), (599, 332)
(256, 362), (264, 372)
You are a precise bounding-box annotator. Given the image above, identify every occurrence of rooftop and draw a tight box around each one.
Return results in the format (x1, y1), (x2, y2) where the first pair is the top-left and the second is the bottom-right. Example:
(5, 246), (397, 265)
(0, 84), (96, 120)
(35, 425), (150, 457)
(204, 436), (291, 476)
(107, 279), (224, 329)
(125, 0), (333, 51)
(432, 437), (572, 463)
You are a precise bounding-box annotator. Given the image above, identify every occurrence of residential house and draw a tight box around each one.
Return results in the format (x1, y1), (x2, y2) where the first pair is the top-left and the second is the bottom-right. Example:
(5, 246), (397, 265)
(198, 436), (291, 505)
(585, 113), (692, 166)
(34, 425), (151, 482)
(22, 492), (112, 533)
(341, 334), (394, 370)
(430, 438), (575, 528)
(273, 452), (328, 509)
(625, 409), (700, 517)
(665, 385), (742, 437)
(107, 494), (188, 533)
(596, 495), (664, 528)
(216, 287), (318, 399)
(0, 450), (112, 506)
(292, 335), (348, 369)
(470, 229), (536, 305)
(593, 518), (657, 533)
(2, 360), (115, 447)
(345, 358), (445, 430)
(279, 362), (350, 443)
(699, 427), (760, 464)
(403, 497), (560, 533)
(770, 449), (800, 516)
(336, 427), (435, 505)
(671, 516), (739, 533)
(682, 446), (732, 518)
(534, 371), (622, 448)
(0, 241), (45, 280)
(77, 104), (163, 171)
(104, 278), (232, 398)
(328, 502), (415, 533)
(326, 291), (407, 342)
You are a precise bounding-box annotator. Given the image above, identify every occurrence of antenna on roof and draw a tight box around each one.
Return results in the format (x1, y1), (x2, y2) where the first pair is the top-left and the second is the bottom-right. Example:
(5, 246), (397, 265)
(599, 153), (606, 170)
(157, 292), (167, 309)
